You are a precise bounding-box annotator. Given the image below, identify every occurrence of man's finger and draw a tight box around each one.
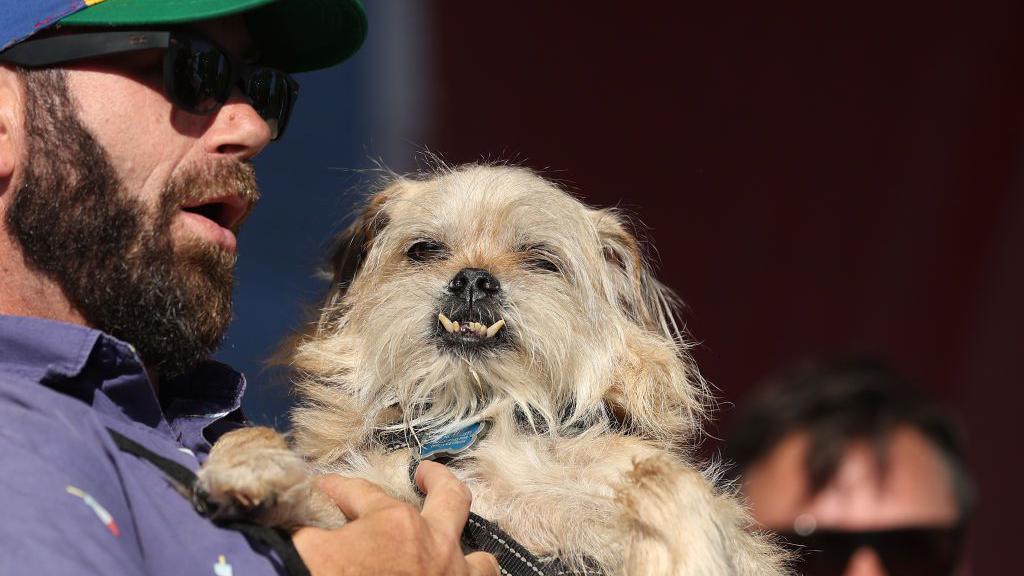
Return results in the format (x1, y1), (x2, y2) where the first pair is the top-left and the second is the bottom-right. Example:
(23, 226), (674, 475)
(465, 552), (501, 576)
(317, 475), (396, 520)
(416, 460), (472, 538)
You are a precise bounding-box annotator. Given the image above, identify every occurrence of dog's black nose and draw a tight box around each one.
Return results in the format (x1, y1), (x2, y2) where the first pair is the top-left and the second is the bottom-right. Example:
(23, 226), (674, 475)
(448, 268), (501, 302)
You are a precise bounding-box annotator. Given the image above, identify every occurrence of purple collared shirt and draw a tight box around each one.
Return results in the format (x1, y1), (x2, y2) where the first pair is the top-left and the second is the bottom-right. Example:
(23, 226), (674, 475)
(0, 315), (288, 575)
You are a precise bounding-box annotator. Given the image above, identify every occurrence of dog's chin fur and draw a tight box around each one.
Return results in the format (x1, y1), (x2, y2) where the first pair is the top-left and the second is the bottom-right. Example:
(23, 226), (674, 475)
(198, 164), (789, 575)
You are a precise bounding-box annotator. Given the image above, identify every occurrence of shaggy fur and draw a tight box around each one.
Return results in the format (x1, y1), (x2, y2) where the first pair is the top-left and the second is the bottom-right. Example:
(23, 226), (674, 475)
(197, 164), (788, 575)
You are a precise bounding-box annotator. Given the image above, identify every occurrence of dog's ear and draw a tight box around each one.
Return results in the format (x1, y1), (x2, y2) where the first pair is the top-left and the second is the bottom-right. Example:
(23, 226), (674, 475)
(276, 186), (394, 369)
(593, 209), (709, 443)
(592, 209), (682, 341)
(327, 187), (393, 301)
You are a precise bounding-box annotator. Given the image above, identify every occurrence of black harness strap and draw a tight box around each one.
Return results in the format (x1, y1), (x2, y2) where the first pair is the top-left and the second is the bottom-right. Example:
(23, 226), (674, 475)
(106, 428), (311, 576)
(394, 443), (591, 576)
(462, 512), (578, 576)
(108, 430), (199, 498)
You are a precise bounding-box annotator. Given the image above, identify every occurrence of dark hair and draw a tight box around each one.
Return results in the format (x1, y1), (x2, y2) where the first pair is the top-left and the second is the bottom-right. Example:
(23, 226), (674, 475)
(725, 357), (974, 518)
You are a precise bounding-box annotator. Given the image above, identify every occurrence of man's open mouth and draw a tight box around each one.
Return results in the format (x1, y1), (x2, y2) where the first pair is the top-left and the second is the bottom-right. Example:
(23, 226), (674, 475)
(178, 195), (251, 252)
(180, 195), (249, 232)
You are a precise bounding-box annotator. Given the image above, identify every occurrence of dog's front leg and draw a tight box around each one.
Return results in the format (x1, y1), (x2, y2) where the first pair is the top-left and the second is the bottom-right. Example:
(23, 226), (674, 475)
(616, 455), (788, 576)
(196, 426), (346, 530)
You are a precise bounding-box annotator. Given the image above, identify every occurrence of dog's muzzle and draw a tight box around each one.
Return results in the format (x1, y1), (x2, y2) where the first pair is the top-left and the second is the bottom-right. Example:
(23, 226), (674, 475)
(435, 267), (508, 350)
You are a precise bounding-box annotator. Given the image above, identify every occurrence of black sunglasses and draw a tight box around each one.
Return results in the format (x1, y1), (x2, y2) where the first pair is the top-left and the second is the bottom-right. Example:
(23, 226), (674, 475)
(781, 526), (965, 576)
(0, 30), (298, 140)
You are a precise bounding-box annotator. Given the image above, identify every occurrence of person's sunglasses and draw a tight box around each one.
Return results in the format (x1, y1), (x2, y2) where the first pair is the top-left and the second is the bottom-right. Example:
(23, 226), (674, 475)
(0, 30), (298, 141)
(781, 526), (965, 576)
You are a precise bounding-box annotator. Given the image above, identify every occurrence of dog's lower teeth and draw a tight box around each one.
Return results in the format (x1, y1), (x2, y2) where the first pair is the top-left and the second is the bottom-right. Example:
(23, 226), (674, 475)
(485, 319), (505, 338)
(438, 313), (455, 332)
(437, 314), (505, 338)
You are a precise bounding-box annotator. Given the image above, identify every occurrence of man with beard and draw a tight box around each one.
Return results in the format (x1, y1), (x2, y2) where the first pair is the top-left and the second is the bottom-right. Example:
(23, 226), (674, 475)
(0, 2), (498, 576)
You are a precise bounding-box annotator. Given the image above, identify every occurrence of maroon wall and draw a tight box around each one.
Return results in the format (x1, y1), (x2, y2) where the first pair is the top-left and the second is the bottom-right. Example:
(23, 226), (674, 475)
(420, 1), (1023, 570)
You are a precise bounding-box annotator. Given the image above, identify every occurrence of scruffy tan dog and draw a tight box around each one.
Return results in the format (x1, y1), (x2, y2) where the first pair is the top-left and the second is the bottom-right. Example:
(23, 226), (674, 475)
(197, 164), (787, 575)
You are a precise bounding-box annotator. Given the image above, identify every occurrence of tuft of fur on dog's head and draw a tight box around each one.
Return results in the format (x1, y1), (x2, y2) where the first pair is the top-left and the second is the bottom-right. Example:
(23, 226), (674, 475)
(289, 165), (710, 460)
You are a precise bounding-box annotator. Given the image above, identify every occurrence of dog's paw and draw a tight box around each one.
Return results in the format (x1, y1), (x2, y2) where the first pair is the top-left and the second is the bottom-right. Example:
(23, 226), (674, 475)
(196, 427), (313, 527)
(195, 452), (308, 523)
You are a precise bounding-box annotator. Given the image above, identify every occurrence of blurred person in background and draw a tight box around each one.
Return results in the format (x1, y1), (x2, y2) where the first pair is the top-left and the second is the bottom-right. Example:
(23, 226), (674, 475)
(725, 358), (973, 576)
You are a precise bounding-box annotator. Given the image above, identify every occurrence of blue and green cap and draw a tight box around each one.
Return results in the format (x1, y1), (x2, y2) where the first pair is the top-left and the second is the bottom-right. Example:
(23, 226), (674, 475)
(2, 0), (367, 72)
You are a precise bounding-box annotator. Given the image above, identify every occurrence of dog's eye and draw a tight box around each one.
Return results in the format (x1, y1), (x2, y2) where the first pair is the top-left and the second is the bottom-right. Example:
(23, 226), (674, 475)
(407, 240), (448, 263)
(520, 246), (561, 274)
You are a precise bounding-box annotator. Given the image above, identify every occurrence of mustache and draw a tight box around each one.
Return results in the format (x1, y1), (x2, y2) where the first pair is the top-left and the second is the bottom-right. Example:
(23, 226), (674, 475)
(161, 160), (261, 230)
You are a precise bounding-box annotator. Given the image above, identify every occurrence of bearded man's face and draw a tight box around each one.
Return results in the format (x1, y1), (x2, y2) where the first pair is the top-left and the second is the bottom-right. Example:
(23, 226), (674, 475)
(4, 69), (259, 378)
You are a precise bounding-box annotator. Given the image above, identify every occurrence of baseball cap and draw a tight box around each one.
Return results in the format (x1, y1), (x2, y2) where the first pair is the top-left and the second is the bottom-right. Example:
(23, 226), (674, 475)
(2, 0), (367, 72)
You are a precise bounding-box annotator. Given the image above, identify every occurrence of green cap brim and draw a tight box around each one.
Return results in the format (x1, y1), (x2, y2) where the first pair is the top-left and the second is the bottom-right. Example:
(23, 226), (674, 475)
(60, 0), (367, 73)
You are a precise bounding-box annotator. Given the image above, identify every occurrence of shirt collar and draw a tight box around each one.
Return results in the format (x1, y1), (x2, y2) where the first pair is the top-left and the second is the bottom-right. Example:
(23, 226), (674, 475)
(0, 315), (246, 445)
(0, 314), (102, 382)
(161, 361), (247, 421)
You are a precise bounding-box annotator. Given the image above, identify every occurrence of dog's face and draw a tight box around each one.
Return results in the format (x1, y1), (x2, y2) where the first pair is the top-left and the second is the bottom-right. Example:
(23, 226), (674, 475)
(297, 165), (706, 443)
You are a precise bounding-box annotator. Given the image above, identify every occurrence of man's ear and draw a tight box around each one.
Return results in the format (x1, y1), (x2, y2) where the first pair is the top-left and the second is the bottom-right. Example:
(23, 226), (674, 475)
(0, 66), (23, 182)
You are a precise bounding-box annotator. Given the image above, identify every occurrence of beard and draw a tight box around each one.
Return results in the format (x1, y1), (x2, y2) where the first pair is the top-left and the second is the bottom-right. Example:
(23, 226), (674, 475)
(5, 69), (259, 378)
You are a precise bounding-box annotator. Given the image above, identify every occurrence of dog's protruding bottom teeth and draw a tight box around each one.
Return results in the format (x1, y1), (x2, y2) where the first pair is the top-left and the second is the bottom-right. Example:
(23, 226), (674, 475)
(440, 315), (504, 339)
(438, 313), (455, 333)
(486, 319), (505, 338)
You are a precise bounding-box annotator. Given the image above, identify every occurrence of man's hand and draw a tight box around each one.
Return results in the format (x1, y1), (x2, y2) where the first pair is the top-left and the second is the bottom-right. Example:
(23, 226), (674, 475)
(293, 460), (500, 576)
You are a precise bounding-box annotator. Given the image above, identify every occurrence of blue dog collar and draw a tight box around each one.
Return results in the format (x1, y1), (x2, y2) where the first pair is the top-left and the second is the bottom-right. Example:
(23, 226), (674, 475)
(417, 421), (488, 461)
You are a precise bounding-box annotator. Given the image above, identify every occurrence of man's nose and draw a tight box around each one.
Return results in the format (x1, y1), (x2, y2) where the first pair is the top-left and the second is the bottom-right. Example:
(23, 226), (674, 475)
(447, 268), (501, 303)
(843, 547), (888, 576)
(202, 91), (272, 160)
